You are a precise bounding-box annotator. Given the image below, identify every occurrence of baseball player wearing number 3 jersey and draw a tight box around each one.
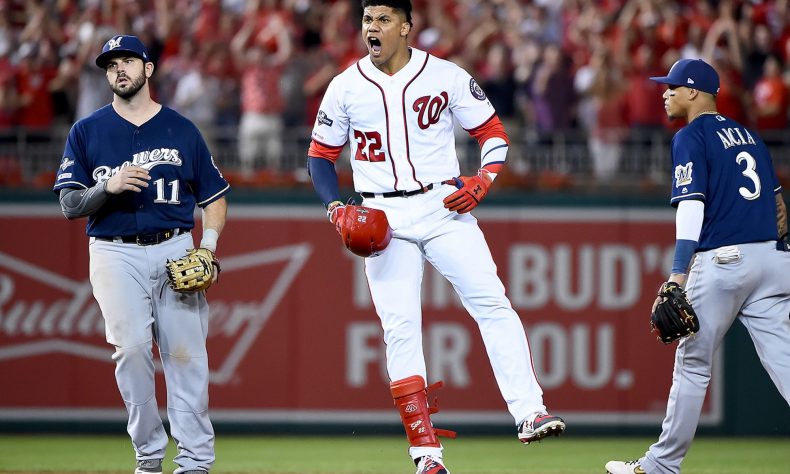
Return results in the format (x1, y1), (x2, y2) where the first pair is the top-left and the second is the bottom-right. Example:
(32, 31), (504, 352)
(606, 60), (790, 474)
(307, 2), (564, 473)
(53, 35), (229, 474)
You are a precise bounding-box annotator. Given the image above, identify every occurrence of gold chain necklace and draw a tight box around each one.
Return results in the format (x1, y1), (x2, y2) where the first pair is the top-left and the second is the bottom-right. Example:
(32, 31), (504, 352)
(689, 110), (718, 122)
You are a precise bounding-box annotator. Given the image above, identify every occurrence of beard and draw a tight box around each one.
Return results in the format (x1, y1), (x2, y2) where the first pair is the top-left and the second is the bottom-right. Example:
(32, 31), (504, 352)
(110, 72), (147, 99)
(667, 110), (687, 121)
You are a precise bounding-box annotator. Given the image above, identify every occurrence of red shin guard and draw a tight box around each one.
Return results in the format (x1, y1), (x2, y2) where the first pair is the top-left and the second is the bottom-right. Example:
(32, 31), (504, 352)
(390, 375), (457, 448)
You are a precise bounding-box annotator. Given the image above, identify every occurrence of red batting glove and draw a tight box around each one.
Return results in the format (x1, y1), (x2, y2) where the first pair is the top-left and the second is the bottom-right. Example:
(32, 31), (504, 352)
(327, 200), (346, 234)
(443, 170), (493, 213)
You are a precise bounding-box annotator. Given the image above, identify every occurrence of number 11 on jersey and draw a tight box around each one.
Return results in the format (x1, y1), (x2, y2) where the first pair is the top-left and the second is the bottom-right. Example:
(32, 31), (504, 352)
(154, 178), (180, 204)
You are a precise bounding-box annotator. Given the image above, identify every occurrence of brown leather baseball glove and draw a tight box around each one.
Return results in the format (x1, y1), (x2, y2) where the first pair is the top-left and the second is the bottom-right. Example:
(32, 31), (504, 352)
(166, 248), (220, 293)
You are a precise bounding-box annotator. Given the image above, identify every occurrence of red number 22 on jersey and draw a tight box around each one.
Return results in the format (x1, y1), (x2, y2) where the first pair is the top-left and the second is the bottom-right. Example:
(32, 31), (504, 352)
(353, 130), (386, 162)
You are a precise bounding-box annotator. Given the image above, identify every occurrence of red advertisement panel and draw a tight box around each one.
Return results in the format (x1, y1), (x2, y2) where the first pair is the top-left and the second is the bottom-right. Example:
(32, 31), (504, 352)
(0, 205), (720, 425)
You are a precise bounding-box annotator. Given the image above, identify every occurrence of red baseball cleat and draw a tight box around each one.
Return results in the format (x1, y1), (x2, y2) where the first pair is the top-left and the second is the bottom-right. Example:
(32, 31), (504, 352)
(415, 455), (450, 474)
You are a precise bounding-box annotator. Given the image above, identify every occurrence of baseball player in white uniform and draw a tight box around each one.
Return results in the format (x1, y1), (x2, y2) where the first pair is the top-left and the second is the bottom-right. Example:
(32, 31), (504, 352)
(306, 2), (564, 473)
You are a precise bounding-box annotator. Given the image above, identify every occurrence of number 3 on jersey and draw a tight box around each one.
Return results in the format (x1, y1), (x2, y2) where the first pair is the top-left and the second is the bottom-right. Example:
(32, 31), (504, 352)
(354, 130), (386, 162)
(736, 151), (761, 200)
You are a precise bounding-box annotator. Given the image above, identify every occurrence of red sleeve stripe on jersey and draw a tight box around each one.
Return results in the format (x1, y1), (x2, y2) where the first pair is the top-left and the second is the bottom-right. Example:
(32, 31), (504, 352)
(466, 114), (510, 147)
(308, 140), (345, 163)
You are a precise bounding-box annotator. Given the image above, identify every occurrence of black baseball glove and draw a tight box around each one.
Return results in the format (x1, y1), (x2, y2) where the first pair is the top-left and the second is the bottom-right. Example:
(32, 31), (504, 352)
(650, 282), (700, 344)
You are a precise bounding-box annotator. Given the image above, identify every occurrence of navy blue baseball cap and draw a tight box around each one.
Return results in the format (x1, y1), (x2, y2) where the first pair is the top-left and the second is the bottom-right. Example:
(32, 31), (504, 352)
(95, 35), (150, 69)
(649, 58), (720, 96)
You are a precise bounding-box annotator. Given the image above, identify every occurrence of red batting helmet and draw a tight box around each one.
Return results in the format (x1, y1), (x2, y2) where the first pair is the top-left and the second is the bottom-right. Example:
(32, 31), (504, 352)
(340, 205), (392, 257)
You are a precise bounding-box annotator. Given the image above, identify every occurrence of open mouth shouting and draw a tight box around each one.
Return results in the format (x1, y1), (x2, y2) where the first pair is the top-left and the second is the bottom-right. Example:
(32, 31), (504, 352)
(368, 36), (382, 57)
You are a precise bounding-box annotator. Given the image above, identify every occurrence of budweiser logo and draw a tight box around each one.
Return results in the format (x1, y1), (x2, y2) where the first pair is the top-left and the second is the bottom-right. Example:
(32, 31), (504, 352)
(0, 244), (311, 385)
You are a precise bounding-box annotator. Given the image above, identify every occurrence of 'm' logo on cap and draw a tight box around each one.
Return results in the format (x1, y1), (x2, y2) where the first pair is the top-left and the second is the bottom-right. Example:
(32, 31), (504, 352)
(687, 78), (695, 84)
(108, 37), (122, 50)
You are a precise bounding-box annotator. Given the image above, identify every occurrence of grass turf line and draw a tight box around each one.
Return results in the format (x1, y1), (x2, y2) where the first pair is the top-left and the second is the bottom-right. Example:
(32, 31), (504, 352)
(0, 435), (788, 473)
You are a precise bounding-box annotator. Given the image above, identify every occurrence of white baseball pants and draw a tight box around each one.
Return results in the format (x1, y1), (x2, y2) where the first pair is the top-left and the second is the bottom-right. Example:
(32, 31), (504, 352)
(363, 185), (546, 459)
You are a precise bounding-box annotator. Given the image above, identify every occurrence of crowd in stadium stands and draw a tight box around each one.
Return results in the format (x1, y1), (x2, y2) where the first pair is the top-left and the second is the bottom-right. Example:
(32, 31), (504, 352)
(1, 0), (789, 185)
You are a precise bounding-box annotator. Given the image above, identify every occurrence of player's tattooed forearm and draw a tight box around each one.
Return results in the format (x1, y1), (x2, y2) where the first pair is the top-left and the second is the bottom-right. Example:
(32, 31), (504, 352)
(776, 195), (788, 236)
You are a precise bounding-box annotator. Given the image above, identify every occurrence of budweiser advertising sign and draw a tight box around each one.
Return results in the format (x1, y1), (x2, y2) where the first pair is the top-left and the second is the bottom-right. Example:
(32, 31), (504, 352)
(0, 205), (720, 426)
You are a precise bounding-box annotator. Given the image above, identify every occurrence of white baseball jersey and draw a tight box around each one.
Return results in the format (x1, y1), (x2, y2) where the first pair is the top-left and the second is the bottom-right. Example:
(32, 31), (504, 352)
(310, 48), (553, 464)
(311, 48), (497, 193)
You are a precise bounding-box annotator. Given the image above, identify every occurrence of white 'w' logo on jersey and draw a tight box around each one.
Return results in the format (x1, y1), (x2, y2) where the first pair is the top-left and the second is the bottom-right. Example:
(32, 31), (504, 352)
(413, 92), (449, 130)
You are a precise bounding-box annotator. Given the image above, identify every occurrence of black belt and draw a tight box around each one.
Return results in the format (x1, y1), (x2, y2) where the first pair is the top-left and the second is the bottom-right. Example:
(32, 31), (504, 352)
(95, 228), (190, 246)
(360, 183), (445, 199)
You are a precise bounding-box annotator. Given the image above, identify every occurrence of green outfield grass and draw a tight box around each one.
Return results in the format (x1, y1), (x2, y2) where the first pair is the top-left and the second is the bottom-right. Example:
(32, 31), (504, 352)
(0, 435), (788, 473)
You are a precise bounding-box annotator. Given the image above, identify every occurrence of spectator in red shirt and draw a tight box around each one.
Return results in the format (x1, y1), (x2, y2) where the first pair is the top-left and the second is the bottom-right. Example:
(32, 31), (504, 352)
(753, 54), (789, 132)
(14, 43), (57, 130)
(711, 54), (749, 125)
(700, 14), (748, 125)
(231, 10), (292, 176)
(585, 45), (628, 184)
(0, 50), (16, 129)
(623, 44), (665, 132)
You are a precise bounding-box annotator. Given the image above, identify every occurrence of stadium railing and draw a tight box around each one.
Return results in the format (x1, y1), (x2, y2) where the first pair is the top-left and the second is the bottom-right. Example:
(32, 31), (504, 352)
(1, 126), (788, 193)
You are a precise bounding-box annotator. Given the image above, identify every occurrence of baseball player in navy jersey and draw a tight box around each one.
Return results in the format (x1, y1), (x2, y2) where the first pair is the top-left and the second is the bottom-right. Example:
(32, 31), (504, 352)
(53, 35), (229, 474)
(307, 2), (564, 473)
(606, 59), (790, 474)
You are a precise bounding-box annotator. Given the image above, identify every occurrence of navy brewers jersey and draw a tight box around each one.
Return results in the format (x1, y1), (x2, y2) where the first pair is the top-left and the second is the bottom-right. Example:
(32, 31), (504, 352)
(669, 113), (780, 251)
(53, 105), (230, 237)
